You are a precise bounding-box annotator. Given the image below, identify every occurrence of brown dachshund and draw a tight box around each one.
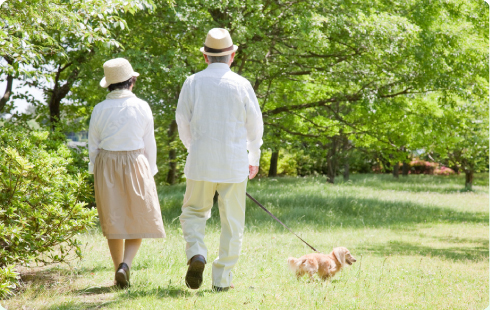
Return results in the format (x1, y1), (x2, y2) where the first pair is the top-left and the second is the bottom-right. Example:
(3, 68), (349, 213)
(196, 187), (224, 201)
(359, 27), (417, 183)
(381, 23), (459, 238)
(288, 247), (357, 280)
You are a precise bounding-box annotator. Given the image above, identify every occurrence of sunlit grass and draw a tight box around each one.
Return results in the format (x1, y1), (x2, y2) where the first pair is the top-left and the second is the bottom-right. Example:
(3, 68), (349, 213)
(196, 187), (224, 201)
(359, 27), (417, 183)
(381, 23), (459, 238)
(2, 174), (488, 309)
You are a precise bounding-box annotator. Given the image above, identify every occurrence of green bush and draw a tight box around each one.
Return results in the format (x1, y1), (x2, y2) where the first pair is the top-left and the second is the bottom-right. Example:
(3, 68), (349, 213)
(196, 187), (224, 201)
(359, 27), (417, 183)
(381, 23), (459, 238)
(259, 149), (299, 177)
(0, 266), (18, 298)
(0, 123), (97, 297)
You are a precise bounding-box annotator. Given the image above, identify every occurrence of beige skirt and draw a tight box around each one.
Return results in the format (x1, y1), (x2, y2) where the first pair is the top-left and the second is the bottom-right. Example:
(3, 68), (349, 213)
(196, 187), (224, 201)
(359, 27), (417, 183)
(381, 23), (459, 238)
(94, 149), (166, 239)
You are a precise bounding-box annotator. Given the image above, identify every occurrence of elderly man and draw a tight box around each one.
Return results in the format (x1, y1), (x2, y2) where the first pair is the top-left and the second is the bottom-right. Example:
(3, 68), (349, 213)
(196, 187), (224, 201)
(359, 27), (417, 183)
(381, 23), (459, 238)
(176, 28), (263, 291)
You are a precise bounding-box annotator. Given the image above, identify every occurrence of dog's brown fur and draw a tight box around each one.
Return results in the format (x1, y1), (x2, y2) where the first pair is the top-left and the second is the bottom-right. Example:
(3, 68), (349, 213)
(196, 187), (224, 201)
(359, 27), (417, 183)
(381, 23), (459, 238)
(288, 247), (356, 281)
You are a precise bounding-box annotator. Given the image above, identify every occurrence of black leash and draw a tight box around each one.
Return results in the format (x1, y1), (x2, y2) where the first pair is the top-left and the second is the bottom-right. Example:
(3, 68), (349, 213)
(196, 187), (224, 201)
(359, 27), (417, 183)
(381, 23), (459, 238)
(246, 192), (319, 253)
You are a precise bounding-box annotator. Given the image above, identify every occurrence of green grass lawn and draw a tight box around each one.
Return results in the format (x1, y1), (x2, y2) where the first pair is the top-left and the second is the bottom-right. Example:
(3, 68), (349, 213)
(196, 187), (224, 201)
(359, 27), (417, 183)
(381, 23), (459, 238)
(2, 174), (489, 309)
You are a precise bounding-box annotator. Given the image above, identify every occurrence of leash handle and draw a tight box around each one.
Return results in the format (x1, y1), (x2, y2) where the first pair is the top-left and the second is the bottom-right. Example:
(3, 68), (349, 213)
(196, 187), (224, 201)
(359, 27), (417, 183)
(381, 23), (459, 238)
(246, 192), (319, 253)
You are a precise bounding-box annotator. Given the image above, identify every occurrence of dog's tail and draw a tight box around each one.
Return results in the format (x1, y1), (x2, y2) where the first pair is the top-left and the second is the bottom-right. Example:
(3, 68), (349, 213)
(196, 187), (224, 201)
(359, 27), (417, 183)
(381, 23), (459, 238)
(287, 257), (301, 272)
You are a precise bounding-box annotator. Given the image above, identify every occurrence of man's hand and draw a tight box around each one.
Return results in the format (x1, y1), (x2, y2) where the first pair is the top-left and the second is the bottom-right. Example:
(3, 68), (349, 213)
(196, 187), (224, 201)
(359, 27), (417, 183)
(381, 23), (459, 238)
(249, 165), (259, 179)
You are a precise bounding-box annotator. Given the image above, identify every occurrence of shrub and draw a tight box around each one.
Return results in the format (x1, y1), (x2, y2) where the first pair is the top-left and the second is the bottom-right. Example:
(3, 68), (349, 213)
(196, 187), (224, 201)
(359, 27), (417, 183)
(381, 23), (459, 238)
(409, 159), (438, 175)
(434, 166), (456, 176)
(0, 266), (18, 298)
(259, 149), (299, 177)
(0, 123), (97, 297)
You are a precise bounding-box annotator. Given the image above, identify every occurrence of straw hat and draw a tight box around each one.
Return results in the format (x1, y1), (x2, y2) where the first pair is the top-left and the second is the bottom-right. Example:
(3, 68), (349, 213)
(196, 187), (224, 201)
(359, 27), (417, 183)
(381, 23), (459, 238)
(100, 58), (140, 88)
(200, 28), (238, 56)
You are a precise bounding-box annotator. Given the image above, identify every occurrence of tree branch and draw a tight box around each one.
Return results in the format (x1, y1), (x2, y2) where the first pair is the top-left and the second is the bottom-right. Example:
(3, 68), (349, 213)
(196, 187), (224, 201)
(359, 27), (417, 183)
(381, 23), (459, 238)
(264, 121), (320, 138)
(0, 56), (14, 113)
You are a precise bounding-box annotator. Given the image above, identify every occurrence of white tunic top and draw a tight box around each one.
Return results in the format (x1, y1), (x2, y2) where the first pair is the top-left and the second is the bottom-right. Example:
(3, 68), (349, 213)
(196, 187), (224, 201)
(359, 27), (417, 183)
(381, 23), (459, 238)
(176, 63), (264, 183)
(88, 90), (158, 175)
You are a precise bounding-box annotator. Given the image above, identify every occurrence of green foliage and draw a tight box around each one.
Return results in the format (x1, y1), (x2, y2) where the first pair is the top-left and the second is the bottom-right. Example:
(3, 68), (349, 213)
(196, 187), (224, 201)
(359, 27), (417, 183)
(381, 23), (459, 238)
(0, 0), (151, 70)
(2, 0), (488, 188)
(0, 265), (18, 298)
(0, 122), (97, 296)
(259, 149), (299, 177)
(431, 95), (489, 177)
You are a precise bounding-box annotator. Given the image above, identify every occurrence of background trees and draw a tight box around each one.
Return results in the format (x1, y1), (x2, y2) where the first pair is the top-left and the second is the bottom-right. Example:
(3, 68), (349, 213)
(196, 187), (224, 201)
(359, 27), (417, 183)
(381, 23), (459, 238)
(2, 0), (487, 184)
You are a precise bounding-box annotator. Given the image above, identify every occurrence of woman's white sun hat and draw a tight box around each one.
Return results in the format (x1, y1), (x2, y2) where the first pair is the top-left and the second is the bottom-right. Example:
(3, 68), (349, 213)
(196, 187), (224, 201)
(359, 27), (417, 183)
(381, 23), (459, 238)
(100, 58), (140, 88)
(200, 28), (238, 56)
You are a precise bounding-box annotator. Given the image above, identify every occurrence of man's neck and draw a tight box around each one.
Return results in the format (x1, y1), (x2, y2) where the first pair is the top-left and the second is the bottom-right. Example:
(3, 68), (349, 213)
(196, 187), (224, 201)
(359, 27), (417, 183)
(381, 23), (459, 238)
(207, 62), (231, 68)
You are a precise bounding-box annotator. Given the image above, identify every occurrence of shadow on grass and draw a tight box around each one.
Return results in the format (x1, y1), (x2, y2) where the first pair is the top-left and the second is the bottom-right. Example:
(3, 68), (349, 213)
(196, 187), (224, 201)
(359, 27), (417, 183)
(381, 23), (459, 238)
(43, 286), (224, 309)
(45, 300), (118, 310)
(360, 240), (489, 262)
(75, 285), (117, 295)
(252, 194), (486, 228)
(120, 285), (191, 299)
(319, 174), (487, 194)
(159, 189), (487, 230)
(156, 176), (488, 232)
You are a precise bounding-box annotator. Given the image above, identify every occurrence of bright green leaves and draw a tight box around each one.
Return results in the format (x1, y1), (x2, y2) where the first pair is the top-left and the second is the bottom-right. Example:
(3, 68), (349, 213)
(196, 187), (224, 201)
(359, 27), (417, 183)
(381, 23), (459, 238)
(0, 123), (97, 296)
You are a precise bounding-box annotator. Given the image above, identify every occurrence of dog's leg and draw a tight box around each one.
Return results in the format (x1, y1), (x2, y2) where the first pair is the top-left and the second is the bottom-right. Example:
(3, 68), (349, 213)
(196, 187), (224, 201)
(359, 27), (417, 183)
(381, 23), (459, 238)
(308, 271), (316, 282)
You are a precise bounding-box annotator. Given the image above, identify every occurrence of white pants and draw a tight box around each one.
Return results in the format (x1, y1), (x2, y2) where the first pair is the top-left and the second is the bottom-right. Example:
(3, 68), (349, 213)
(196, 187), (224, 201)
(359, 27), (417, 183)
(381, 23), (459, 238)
(180, 178), (247, 287)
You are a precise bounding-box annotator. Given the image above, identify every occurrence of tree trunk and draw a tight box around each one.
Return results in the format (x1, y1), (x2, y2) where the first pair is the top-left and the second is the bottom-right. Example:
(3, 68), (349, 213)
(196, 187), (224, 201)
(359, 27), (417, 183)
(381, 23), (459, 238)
(166, 120), (178, 185)
(326, 138), (338, 184)
(327, 159), (336, 183)
(47, 53), (91, 129)
(465, 170), (473, 190)
(402, 162), (409, 176)
(343, 161), (349, 181)
(49, 93), (62, 126)
(0, 56), (14, 113)
(268, 150), (279, 177)
(48, 64), (82, 129)
(393, 162), (399, 179)
(342, 136), (350, 182)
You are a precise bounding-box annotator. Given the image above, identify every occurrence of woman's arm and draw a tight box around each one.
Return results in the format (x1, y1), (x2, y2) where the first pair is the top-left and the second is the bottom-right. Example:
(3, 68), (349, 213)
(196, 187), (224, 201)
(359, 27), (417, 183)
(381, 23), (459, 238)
(88, 110), (100, 174)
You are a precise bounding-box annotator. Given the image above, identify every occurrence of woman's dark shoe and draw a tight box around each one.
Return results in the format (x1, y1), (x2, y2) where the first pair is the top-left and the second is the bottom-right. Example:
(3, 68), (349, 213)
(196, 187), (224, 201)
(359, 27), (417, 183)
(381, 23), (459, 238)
(115, 262), (130, 288)
(185, 255), (206, 289)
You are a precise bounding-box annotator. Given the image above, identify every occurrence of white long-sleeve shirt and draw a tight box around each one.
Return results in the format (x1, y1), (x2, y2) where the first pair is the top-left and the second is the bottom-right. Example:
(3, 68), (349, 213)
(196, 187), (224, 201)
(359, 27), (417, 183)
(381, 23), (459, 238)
(88, 90), (158, 175)
(176, 62), (264, 183)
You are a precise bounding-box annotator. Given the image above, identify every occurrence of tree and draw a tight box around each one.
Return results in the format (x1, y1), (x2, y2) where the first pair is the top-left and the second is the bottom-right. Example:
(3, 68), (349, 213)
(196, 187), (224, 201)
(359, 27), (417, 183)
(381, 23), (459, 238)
(135, 0), (486, 184)
(0, 0), (149, 125)
(433, 95), (489, 190)
(21, 0), (486, 186)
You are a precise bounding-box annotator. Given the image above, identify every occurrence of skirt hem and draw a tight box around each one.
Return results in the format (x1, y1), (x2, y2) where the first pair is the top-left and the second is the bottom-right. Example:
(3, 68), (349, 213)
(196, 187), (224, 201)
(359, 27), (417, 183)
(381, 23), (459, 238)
(105, 233), (166, 239)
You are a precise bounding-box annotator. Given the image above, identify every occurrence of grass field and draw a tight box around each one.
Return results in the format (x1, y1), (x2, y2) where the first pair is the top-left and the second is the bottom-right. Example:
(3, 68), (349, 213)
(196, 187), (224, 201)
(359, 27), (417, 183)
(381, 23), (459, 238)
(2, 174), (489, 309)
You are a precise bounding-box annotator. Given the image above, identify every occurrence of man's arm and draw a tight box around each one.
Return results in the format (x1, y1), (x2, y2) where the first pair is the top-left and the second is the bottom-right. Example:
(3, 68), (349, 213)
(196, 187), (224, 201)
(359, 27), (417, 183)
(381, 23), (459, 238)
(244, 82), (264, 179)
(175, 79), (192, 150)
(143, 106), (158, 176)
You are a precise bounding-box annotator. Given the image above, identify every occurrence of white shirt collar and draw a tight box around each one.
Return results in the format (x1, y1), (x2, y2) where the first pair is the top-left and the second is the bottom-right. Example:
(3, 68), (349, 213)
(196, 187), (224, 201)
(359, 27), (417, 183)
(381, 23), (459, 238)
(206, 63), (231, 71)
(106, 89), (136, 100)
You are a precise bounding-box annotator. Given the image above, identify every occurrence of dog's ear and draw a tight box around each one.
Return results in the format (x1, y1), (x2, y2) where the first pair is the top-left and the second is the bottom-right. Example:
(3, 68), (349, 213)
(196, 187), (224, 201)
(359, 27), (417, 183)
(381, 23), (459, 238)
(333, 247), (346, 266)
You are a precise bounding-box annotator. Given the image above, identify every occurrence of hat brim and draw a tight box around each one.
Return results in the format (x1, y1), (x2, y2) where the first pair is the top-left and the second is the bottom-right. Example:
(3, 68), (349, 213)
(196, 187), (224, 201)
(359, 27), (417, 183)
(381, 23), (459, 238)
(200, 45), (238, 56)
(100, 72), (140, 88)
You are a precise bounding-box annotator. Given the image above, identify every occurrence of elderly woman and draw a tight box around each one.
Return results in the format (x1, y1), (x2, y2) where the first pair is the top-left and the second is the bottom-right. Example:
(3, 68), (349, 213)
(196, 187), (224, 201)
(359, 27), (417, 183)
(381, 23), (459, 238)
(88, 58), (166, 288)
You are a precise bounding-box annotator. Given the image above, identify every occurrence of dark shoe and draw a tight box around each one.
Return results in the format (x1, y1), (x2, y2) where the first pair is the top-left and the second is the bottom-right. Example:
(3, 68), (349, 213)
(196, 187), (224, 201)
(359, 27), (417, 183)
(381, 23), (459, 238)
(213, 283), (234, 292)
(185, 255), (206, 289)
(212, 285), (230, 292)
(115, 262), (130, 288)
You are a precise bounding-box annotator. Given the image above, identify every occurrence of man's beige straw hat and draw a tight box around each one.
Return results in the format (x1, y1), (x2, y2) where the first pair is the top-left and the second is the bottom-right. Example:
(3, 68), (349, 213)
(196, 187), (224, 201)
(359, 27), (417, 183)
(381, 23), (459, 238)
(200, 28), (238, 56)
(100, 58), (140, 88)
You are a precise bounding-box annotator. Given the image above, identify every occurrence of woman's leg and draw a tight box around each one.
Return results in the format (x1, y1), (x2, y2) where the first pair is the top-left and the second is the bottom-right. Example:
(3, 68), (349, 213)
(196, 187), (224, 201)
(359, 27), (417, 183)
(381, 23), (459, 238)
(107, 239), (124, 271)
(123, 239), (142, 268)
